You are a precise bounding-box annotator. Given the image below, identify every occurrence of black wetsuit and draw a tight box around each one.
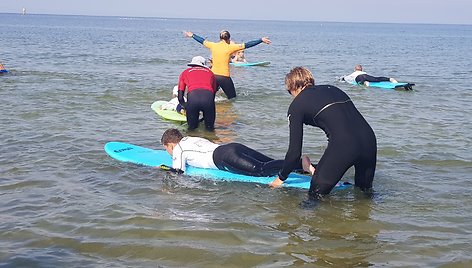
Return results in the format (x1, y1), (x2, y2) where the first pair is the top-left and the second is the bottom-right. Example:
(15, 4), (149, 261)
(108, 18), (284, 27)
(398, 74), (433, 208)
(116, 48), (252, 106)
(215, 75), (236, 99)
(355, 74), (390, 84)
(213, 143), (285, 177)
(184, 89), (216, 131)
(278, 85), (377, 196)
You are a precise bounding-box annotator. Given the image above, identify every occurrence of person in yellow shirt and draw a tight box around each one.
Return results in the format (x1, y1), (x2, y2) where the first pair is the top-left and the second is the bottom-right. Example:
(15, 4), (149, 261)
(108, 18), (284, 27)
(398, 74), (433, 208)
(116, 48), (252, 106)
(184, 30), (271, 99)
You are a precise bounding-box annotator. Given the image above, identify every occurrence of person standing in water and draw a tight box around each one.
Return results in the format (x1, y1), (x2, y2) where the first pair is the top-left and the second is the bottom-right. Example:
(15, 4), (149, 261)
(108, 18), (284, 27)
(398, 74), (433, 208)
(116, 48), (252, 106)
(177, 56), (217, 131)
(270, 67), (377, 199)
(183, 30), (271, 99)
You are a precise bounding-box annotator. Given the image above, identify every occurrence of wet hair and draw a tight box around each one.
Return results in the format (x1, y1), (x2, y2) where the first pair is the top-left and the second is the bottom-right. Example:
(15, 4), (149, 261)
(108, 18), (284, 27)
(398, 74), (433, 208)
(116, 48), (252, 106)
(355, 64), (363, 71)
(285, 67), (315, 92)
(161, 128), (183, 145)
(219, 30), (231, 41)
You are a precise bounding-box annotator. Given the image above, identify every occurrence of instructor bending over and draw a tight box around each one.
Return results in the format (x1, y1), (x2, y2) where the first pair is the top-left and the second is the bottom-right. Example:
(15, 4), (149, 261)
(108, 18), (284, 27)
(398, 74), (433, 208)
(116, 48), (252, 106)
(270, 67), (377, 199)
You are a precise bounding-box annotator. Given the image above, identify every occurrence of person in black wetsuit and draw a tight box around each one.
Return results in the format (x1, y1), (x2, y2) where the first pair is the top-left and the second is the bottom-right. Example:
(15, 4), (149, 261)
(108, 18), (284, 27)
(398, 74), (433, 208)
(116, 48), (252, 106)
(269, 67), (377, 199)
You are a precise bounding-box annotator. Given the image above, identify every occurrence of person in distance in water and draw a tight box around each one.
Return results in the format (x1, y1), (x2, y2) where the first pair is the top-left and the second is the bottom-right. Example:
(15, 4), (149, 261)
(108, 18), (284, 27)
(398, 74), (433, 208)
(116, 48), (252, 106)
(270, 67), (377, 199)
(341, 64), (398, 86)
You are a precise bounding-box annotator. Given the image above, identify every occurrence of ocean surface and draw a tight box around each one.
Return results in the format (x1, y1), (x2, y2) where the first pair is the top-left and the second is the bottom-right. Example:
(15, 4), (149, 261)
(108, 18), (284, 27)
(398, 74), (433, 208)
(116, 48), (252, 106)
(1, 13), (471, 267)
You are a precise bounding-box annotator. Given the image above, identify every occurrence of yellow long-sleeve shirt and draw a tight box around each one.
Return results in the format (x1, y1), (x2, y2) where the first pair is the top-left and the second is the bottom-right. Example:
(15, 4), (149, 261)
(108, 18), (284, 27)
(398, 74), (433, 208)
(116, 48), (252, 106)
(204, 40), (244, 77)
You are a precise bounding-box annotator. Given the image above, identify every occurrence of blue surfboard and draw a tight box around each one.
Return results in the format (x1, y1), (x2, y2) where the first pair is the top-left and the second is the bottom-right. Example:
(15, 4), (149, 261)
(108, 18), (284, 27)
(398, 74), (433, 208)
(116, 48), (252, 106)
(230, 61), (270, 67)
(104, 142), (350, 190)
(0, 69), (8, 73)
(350, 81), (414, 90)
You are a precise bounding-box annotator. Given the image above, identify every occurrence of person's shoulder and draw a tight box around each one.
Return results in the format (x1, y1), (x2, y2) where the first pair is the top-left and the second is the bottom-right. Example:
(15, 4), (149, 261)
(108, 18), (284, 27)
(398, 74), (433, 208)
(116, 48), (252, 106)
(314, 84), (344, 92)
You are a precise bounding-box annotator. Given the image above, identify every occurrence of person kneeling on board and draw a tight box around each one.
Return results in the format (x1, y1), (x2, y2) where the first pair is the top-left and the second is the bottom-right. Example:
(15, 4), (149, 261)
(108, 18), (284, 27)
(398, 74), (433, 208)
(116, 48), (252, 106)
(178, 56), (217, 131)
(341, 64), (398, 86)
(161, 128), (307, 176)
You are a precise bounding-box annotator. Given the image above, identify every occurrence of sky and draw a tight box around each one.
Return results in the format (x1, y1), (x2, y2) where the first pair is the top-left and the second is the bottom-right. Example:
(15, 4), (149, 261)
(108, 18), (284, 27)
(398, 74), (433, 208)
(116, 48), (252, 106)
(2, 0), (472, 25)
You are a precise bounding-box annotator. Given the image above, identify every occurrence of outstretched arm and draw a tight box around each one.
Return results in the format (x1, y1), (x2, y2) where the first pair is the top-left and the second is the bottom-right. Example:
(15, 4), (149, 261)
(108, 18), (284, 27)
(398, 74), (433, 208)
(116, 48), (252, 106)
(244, 36), (271, 49)
(183, 31), (205, 45)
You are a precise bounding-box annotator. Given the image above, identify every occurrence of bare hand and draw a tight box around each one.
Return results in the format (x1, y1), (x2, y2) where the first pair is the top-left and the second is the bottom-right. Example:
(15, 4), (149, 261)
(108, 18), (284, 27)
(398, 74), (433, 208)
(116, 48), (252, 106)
(269, 177), (284, 188)
(183, 31), (193, 38)
(261, 37), (271, 44)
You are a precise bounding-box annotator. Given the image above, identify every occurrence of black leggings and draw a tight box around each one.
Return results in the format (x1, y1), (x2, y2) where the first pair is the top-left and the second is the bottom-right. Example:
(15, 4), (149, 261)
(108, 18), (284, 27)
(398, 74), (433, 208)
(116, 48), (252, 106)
(309, 134), (377, 196)
(186, 89), (215, 131)
(355, 74), (390, 84)
(213, 143), (284, 177)
(215, 75), (236, 99)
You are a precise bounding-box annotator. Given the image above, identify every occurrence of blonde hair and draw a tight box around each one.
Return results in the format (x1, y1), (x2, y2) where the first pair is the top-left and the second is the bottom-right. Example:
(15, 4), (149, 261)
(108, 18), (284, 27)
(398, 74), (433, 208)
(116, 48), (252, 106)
(285, 67), (315, 92)
(355, 64), (363, 71)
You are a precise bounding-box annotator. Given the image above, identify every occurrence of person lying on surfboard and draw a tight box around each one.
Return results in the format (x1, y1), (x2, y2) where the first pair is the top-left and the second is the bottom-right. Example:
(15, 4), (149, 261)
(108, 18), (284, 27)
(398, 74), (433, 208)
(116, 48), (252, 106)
(161, 128), (312, 177)
(160, 85), (185, 114)
(340, 64), (398, 86)
(229, 41), (247, 63)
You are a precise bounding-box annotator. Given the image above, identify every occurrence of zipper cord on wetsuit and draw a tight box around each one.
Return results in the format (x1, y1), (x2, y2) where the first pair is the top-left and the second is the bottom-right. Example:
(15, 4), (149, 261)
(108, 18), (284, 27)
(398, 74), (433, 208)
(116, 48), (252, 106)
(313, 99), (352, 120)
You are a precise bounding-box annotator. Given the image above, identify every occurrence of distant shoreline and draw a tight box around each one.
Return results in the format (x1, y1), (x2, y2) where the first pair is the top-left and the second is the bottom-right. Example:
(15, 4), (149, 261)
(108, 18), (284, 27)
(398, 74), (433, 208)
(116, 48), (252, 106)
(1, 12), (471, 26)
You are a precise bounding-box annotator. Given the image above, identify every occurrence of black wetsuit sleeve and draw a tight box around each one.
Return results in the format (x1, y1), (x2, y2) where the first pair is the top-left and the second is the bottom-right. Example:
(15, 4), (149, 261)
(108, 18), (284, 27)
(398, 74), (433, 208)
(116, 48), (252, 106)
(244, 39), (263, 49)
(192, 34), (205, 45)
(279, 110), (304, 181)
(178, 90), (186, 109)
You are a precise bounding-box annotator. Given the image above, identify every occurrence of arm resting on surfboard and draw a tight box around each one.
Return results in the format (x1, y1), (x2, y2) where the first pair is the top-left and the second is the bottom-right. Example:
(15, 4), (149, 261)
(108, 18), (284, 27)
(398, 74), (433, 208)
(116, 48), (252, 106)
(159, 164), (184, 174)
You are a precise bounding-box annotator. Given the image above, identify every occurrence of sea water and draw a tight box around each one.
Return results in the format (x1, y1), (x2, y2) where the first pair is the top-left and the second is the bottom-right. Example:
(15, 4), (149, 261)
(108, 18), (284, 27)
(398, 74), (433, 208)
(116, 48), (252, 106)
(1, 13), (472, 267)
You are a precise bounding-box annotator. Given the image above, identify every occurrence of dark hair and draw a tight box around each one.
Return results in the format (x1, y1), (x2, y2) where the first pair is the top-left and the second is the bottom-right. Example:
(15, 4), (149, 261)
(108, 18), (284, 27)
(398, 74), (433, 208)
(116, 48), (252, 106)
(219, 30), (231, 41)
(161, 128), (183, 145)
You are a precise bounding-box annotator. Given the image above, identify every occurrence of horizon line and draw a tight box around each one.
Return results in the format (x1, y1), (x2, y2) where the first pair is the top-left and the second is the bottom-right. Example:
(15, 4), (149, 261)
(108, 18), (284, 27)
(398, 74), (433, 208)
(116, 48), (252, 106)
(1, 12), (471, 26)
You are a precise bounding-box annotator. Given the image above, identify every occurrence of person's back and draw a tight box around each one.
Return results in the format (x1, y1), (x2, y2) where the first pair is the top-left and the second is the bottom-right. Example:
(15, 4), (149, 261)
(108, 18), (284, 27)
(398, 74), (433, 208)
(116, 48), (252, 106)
(173, 136), (220, 171)
(205, 40), (243, 76)
(289, 85), (368, 131)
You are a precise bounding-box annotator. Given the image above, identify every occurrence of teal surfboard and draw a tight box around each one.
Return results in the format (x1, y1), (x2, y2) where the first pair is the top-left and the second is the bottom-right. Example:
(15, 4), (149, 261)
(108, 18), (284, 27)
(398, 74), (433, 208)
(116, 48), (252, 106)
(230, 61), (270, 67)
(350, 81), (414, 90)
(151, 101), (187, 122)
(104, 142), (350, 190)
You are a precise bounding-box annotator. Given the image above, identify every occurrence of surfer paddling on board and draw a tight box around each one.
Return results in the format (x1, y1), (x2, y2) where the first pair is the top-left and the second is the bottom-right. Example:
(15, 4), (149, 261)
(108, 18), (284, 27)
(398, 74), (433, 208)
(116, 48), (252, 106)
(341, 64), (398, 87)
(270, 67), (377, 199)
(161, 128), (308, 176)
(183, 30), (271, 99)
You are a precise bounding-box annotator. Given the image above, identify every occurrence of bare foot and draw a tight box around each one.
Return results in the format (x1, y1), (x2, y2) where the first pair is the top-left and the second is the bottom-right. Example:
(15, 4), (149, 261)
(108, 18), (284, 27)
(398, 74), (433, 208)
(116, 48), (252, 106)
(390, 78), (398, 83)
(364, 81), (370, 87)
(302, 155), (315, 175)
